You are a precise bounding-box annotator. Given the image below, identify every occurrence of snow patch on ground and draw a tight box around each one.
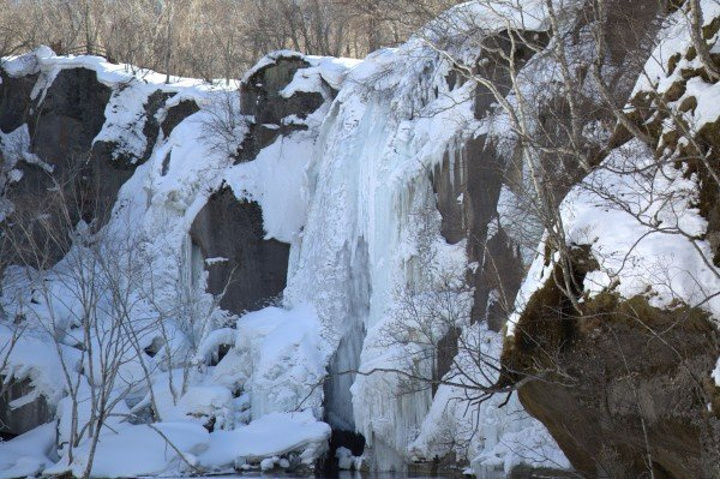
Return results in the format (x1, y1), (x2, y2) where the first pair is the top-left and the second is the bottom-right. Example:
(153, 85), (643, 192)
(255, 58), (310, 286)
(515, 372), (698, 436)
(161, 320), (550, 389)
(46, 422), (210, 478)
(0, 423), (55, 479)
(198, 411), (330, 471)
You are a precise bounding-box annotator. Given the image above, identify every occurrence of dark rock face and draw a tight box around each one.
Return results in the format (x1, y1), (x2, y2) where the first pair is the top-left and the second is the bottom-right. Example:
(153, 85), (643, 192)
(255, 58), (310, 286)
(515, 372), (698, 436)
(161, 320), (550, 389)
(188, 55), (331, 315)
(0, 67), (197, 269)
(432, 136), (525, 333)
(0, 72), (38, 133)
(236, 57), (329, 164)
(0, 378), (51, 438)
(2, 67), (113, 267)
(189, 187), (290, 314)
(518, 323), (719, 479)
(29, 68), (110, 160)
(432, 25), (548, 335)
(162, 99), (200, 138)
(241, 57), (325, 124)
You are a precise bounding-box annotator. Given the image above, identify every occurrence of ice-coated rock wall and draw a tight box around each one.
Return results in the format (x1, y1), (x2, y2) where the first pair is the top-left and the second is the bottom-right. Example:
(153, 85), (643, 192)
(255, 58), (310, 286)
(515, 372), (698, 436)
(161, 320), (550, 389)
(282, 3), (559, 471)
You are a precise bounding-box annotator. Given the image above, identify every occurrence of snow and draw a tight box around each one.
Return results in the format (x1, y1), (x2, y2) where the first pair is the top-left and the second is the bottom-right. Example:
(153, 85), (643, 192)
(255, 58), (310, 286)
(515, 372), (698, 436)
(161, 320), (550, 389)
(0, 325), (71, 406)
(229, 305), (326, 420)
(0, 423), (55, 479)
(242, 3), (546, 474)
(93, 82), (158, 165)
(277, 0), (574, 469)
(0, 18), (568, 475)
(198, 411), (330, 470)
(196, 327), (236, 363)
(204, 257), (229, 266)
(224, 131), (315, 243)
(336, 446), (361, 470)
(56, 380), (132, 446)
(3, 414), (329, 478)
(425, 0), (552, 42)
(46, 422), (210, 478)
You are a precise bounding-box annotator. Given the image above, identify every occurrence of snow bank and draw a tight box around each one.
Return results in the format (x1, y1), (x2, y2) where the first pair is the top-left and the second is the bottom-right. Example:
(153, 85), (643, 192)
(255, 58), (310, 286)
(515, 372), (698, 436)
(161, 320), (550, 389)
(0, 423), (55, 479)
(0, 325), (70, 407)
(199, 411), (330, 470)
(46, 422), (209, 478)
(223, 305), (326, 420)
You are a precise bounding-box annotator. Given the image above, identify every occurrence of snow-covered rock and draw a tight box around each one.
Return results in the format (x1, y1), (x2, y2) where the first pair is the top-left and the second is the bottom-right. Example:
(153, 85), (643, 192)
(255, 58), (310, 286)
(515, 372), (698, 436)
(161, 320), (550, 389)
(0, 46), (347, 477)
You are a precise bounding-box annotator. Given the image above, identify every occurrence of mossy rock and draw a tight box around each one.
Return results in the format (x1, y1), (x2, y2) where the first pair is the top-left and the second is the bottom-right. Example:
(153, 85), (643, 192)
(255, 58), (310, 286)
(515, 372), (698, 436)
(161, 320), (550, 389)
(678, 95), (698, 113)
(663, 79), (687, 103)
(704, 15), (720, 41)
(506, 286), (719, 478)
(697, 117), (720, 152)
(499, 231), (720, 478)
(667, 52), (682, 75)
(680, 66), (714, 83)
(500, 245), (597, 384)
(660, 130), (680, 153)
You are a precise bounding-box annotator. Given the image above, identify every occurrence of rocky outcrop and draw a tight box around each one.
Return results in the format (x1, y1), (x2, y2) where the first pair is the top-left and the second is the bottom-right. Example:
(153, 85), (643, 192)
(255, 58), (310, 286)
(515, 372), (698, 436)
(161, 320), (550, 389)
(161, 99), (199, 138)
(236, 55), (330, 163)
(501, 253), (720, 478)
(1, 67), (113, 267)
(28, 68), (110, 163)
(190, 54), (332, 314)
(0, 71), (37, 133)
(0, 62), (206, 269)
(498, 3), (720, 477)
(189, 187), (290, 314)
(241, 56), (326, 124)
(0, 378), (51, 438)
